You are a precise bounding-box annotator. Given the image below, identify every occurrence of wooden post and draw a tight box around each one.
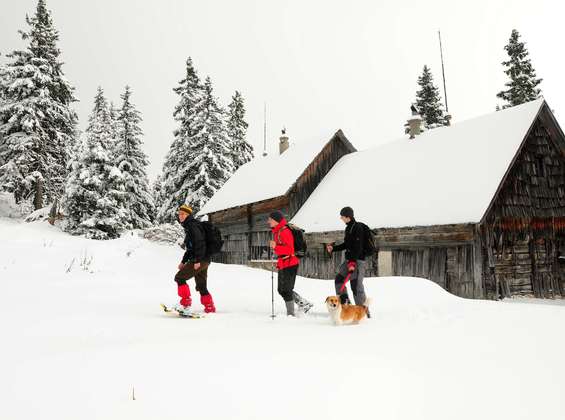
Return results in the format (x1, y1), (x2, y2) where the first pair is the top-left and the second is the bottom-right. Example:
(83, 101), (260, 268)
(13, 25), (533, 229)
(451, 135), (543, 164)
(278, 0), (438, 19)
(472, 226), (484, 299)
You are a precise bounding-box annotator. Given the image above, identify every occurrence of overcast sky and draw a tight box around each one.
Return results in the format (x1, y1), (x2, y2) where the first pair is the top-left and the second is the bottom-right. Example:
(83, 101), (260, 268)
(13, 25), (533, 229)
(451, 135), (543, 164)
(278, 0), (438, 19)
(1, 0), (563, 180)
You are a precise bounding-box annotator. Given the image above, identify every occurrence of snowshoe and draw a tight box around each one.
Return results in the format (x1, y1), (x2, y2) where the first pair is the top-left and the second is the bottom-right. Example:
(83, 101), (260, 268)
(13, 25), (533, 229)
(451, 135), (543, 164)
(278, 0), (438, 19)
(160, 303), (205, 319)
(293, 292), (314, 314)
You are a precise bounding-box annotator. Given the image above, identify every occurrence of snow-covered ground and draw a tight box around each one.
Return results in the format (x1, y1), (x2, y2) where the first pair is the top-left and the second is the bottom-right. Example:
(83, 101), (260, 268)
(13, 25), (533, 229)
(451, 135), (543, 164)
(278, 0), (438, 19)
(2, 218), (565, 420)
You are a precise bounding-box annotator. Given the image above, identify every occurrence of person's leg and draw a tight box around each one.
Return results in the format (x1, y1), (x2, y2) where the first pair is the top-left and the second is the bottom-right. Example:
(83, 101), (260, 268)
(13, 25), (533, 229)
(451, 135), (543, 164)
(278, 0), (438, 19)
(334, 262), (351, 304)
(174, 264), (196, 307)
(195, 262), (215, 313)
(278, 266), (297, 315)
(351, 260), (367, 306)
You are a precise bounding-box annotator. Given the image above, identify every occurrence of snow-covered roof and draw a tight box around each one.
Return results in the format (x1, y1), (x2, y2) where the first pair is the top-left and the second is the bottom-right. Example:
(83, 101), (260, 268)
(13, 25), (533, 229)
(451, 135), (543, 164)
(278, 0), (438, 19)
(291, 99), (546, 232)
(200, 130), (353, 214)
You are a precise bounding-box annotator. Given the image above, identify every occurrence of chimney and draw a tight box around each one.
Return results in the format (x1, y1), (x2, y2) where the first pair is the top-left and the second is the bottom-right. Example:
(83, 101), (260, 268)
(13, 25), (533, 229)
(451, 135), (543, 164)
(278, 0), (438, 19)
(405, 103), (423, 139)
(279, 128), (289, 154)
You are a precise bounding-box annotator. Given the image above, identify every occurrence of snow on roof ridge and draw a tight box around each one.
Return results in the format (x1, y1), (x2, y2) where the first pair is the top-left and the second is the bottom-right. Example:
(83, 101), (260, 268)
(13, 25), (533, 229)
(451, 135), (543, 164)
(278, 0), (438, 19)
(354, 98), (546, 155)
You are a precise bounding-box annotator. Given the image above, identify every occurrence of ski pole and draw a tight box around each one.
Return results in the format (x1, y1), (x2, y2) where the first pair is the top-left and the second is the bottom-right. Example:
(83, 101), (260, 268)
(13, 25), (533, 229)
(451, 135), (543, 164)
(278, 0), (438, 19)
(270, 259), (276, 319)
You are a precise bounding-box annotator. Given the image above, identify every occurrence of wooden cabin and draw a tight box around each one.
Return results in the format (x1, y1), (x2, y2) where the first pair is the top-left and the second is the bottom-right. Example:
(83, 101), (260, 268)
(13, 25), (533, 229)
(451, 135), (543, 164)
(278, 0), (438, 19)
(199, 130), (356, 265)
(202, 99), (565, 300)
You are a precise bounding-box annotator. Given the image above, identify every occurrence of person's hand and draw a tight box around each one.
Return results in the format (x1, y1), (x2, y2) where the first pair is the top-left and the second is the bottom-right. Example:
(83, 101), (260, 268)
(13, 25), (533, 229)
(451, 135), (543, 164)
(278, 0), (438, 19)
(178, 263), (185, 270)
(326, 244), (333, 254)
(269, 240), (276, 249)
(194, 262), (201, 270)
(347, 261), (356, 272)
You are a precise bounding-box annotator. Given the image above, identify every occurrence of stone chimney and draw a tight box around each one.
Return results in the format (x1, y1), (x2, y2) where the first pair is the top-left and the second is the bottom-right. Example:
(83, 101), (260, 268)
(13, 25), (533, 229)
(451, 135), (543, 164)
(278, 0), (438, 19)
(279, 128), (289, 155)
(405, 103), (423, 139)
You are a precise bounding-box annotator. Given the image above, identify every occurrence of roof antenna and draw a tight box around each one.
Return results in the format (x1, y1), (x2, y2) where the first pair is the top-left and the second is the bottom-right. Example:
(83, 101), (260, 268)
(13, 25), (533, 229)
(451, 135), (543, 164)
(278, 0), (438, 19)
(262, 102), (268, 157)
(438, 30), (451, 125)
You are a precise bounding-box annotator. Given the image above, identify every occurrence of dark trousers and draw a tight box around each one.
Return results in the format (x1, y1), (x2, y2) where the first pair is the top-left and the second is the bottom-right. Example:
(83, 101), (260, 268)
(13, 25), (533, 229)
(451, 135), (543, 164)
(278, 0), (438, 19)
(278, 265), (298, 302)
(334, 260), (366, 305)
(174, 262), (211, 296)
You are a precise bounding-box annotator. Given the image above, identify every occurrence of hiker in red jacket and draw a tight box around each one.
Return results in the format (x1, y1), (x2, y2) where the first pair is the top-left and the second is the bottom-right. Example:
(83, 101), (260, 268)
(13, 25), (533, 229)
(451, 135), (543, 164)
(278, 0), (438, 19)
(268, 211), (312, 316)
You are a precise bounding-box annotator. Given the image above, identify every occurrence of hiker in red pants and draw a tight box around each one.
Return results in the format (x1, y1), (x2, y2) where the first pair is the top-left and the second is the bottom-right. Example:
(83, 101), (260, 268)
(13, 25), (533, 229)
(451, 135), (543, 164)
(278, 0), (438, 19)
(174, 204), (216, 315)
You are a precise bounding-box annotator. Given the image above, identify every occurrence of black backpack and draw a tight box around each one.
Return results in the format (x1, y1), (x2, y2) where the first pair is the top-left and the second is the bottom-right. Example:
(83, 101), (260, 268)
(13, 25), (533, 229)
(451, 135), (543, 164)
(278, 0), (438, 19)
(358, 222), (376, 258)
(201, 221), (224, 256)
(284, 224), (307, 258)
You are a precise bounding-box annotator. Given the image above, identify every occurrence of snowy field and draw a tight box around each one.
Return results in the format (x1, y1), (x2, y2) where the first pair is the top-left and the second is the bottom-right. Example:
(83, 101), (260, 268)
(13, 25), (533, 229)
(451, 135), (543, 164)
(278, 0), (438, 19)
(2, 218), (565, 420)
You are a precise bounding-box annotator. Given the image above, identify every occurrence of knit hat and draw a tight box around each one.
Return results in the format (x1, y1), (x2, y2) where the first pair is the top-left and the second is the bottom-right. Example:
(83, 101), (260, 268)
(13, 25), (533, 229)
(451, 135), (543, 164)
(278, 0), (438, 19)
(178, 204), (193, 215)
(269, 210), (284, 223)
(339, 206), (354, 218)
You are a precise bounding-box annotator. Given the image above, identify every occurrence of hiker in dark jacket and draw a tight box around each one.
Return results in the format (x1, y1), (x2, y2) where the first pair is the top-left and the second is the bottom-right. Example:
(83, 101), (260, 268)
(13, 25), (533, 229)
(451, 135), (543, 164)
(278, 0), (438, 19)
(268, 210), (313, 316)
(326, 206), (368, 306)
(174, 204), (216, 314)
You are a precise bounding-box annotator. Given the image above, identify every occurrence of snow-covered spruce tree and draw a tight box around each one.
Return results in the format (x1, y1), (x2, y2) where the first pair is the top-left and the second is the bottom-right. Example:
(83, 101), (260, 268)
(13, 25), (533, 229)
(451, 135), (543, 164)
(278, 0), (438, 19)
(116, 86), (155, 228)
(415, 65), (447, 129)
(183, 76), (234, 213)
(497, 29), (542, 109)
(156, 58), (205, 223)
(63, 88), (128, 239)
(0, 0), (77, 209)
(151, 175), (163, 209)
(227, 90), (253, 170)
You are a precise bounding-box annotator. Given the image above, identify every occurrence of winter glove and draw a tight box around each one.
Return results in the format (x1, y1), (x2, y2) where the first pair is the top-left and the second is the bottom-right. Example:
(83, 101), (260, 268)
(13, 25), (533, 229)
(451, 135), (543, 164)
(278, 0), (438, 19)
(347, 261), (357, 272)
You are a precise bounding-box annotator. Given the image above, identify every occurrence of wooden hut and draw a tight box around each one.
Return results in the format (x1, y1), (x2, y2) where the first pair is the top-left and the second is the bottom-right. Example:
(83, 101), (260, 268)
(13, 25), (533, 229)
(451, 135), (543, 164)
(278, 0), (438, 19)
(199, 130), (356, 265)
(201, 99), (565, 300)
(291, 99), (565, 299)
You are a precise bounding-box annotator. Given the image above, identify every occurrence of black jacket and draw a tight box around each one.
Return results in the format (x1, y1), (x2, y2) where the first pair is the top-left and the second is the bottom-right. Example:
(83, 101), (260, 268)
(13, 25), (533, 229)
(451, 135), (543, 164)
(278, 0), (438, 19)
(180, 216), (208, 263)
(333, 218), (365, 262)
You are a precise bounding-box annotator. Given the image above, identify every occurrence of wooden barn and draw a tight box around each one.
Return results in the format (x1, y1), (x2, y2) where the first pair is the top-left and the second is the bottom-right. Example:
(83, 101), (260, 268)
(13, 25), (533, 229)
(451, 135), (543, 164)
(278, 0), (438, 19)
(199, 129), (356, 265)
(202, 99), (565, 300)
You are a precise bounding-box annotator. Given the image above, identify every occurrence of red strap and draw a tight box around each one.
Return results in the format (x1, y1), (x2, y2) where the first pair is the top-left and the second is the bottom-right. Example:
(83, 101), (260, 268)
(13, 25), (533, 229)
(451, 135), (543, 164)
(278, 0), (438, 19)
(339, 273), (352, 293)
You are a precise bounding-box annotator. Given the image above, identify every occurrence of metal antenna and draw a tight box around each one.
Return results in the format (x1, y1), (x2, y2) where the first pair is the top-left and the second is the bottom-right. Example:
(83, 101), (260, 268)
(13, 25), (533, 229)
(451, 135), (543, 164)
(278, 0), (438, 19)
(262, 102), (267, 157)
(438, 30), (449, 113)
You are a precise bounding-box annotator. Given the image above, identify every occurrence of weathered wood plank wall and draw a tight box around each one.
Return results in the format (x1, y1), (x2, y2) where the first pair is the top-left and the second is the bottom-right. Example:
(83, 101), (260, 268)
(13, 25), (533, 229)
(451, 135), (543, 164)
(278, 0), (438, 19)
(481, 111), (565, 299)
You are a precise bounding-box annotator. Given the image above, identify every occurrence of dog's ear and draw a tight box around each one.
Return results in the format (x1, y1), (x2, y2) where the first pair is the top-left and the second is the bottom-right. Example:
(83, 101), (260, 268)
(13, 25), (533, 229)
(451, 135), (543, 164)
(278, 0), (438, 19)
(325, 296), (330, 303)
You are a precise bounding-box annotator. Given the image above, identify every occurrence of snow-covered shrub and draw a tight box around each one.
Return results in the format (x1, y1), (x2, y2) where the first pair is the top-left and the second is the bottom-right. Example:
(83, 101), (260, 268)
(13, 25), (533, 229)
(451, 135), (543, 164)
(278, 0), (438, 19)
(141, 223), (183, 245)
(24, 206), (51, 222)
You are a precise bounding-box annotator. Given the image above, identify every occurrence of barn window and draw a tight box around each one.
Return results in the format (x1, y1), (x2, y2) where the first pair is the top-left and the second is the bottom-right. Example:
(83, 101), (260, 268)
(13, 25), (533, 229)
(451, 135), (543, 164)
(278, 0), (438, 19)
(378, 250), (392, 276)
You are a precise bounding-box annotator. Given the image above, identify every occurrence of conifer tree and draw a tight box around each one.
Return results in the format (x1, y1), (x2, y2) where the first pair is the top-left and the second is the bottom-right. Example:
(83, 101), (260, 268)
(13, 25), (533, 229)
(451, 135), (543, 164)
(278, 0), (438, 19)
(0, 0), (77, 209)
(116, 86), (154, 228)
(63, 88), (128, 239)
(497, 29), (542, 108)
(415, 65), (446, 129)
(227, 90), (253, 170)
(182, 76), (234, 212)
(156, 58), (205, 223)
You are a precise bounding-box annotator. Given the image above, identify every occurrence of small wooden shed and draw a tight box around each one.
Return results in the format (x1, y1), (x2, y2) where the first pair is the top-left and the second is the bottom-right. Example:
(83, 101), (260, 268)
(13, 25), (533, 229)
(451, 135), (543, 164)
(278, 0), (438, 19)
(199, 130), (356, 265)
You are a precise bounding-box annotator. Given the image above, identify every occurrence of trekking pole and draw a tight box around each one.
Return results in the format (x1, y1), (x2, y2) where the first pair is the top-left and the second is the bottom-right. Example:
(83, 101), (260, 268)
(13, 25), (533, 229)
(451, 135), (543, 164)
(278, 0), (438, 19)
(270, 259), (276, 319)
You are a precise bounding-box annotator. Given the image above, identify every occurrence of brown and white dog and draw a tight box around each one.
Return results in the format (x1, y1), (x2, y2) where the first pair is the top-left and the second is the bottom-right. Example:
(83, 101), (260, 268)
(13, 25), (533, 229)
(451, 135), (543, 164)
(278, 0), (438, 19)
(325, 296), (371, 325)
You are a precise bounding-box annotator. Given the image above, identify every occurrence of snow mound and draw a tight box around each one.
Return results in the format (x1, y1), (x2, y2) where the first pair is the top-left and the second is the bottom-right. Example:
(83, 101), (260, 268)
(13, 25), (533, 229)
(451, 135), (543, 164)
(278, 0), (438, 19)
(371, 276), (459, 309)
(24, 206), (51, 223)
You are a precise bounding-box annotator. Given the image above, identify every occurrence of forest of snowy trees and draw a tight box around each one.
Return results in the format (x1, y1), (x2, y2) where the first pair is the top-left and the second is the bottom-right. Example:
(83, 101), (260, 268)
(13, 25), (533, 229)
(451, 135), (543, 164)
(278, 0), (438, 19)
(0, 0), (544, 239)
(0, 0), (253, 239)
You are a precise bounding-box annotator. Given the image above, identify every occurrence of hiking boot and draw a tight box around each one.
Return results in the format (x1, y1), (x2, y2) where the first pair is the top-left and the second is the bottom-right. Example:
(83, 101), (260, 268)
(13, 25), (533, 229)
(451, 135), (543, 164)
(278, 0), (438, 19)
(201, 294), (216, 313)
